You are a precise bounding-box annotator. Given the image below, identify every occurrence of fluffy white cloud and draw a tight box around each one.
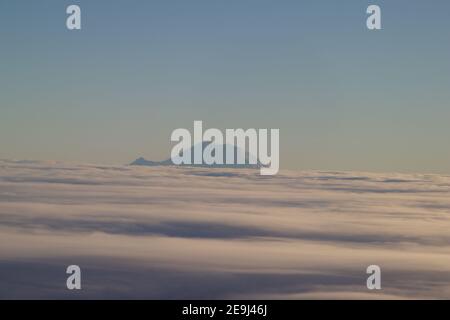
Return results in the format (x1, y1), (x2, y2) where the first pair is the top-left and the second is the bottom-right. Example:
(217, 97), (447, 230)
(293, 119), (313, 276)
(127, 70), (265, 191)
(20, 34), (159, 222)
(0, 160), (449, 299)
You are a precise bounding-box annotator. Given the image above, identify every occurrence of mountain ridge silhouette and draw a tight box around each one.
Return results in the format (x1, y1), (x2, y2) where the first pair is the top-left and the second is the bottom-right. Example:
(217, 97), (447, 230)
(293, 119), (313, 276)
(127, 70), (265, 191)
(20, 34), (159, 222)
(130, 142), (263, 169)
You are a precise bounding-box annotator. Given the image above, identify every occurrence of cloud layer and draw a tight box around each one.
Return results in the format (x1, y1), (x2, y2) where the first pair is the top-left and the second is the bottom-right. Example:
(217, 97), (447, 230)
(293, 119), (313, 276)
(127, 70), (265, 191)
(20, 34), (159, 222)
(1, 160), (450, 299)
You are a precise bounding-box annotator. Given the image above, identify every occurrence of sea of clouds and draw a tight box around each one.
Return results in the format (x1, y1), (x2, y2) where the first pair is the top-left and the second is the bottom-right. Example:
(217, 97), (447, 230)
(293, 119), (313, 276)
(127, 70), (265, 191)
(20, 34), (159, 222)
(0, 159), (450, 299)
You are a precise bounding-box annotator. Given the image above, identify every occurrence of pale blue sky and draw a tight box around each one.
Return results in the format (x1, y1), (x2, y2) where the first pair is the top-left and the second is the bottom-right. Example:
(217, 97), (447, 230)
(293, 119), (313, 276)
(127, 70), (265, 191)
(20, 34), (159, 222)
(1, 0), (449, 172)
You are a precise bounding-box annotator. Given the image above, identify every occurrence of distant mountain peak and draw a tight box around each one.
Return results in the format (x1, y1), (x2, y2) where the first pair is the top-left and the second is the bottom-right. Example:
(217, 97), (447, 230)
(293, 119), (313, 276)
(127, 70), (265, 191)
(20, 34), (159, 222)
(130, 157), (157, 166)
(130, 143), (262, 169)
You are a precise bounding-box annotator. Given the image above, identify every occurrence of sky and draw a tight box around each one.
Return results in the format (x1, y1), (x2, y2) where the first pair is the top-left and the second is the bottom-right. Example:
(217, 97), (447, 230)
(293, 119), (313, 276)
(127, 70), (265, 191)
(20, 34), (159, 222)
(1, 0), (449, 173)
